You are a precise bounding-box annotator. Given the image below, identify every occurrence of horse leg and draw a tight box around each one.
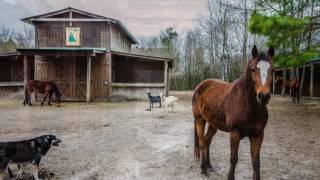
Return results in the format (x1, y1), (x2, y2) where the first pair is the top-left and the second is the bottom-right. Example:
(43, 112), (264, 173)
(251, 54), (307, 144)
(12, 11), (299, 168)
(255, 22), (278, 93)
(249, 132), (264, 180)
(293, 90), (296, 103)
(7, 165), (13, 178)
(228, 131), (241, 180)
(195, 118), (208, 176)
(48, 94), (52, 106)
(41, 92), (48, 106)
(204, 125), (217, 172)
(28, 92), (32, 106)
(297, 90), (300, 102)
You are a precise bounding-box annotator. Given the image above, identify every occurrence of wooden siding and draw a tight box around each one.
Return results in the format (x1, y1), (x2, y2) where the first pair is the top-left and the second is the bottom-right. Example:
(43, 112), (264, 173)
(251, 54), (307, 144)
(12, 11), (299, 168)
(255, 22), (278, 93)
(35, 21), (110, 48)
(35, 55), (109, 101)
(110, 23), (132, 51)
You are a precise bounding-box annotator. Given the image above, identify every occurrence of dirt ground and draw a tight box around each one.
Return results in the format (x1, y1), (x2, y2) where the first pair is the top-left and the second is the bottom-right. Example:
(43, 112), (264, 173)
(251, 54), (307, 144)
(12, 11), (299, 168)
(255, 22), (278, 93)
(0, 92), (319, 180)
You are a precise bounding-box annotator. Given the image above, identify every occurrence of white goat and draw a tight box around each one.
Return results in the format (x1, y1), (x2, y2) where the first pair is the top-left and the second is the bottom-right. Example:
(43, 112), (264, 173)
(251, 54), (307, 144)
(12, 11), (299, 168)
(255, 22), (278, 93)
(160, 93), (178, 114)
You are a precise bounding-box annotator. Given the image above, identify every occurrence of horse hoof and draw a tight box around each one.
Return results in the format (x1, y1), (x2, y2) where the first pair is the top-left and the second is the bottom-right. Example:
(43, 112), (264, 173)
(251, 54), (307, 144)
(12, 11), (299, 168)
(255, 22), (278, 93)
(201, 172), (209, 178)
(207, 167), (214, 172)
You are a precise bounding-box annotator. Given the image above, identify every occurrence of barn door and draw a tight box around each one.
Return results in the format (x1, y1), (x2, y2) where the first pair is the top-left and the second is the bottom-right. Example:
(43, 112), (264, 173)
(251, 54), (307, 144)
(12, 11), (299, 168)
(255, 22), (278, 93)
(75, 58), (87, 100)
(56, 56), (87, 101)
(55, 58), (74, 100)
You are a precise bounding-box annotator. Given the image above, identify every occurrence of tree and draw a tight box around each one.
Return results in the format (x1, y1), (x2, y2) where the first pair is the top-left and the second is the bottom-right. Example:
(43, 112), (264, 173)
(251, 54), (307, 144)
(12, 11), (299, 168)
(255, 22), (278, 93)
(249, 0), (320, 96)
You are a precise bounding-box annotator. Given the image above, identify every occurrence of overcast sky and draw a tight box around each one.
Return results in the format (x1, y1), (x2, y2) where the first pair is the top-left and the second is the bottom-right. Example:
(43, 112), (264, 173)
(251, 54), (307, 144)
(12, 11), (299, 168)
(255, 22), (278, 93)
(0, 0), (207, 38)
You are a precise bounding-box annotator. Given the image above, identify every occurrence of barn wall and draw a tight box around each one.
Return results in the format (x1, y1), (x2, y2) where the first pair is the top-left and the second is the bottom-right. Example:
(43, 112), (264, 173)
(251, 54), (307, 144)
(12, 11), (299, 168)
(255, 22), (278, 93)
(111, 87), (165, 101)
(314, 64), (320, 97)
(35, 21), (110, 48)
(0, 86), (24, 98)
(110, 23), (132, 52)
(299, 67), (311, 96)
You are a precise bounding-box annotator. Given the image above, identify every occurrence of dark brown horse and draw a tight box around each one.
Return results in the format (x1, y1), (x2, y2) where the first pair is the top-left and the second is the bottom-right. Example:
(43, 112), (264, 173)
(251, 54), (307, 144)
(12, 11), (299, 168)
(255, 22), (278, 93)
(275, 76), (290, 96)
(192, 46), (274, 180)
(23, 80), (61, 107)
(276, 76), (300, 103)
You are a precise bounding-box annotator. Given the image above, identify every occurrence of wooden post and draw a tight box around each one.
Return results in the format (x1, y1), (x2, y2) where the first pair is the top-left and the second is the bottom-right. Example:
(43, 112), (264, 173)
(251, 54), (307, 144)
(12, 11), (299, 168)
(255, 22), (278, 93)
(164, 61), (168, 96)
(86, 55), (92, 102)
(296, 68), (300, 79)
(310, 63), (314, 97)
(23, 55), (28, 86)
(106, 52), (112, 101)
(272, 71), (275, 94)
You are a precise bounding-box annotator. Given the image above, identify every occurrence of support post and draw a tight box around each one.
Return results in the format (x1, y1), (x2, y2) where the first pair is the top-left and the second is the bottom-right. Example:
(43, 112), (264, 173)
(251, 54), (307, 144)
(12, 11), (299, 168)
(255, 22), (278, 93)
(23, 55), (28, 86)
(272, 71), (275, 94)
(164, 61), (168, 96)
(106, 52), (112, 101)
(310, 63), (314, 97)
(86, 55), (92, 102)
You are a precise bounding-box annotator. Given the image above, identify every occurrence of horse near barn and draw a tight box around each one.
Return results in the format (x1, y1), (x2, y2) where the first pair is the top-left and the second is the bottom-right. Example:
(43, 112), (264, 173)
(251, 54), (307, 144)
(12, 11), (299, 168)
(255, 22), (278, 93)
(192, 45), (274, 180)
(276, 76), (300, 103)
(23, 80), (61, 107)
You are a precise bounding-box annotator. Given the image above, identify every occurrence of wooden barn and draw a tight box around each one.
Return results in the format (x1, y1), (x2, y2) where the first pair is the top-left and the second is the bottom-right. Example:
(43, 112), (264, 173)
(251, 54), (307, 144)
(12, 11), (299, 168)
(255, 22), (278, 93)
(272, 58), (320, 97)
(0, 7), (172, 101)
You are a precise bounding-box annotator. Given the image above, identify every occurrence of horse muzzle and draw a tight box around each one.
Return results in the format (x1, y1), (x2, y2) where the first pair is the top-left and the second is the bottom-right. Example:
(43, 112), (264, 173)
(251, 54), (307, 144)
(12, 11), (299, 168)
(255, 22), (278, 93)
(257, 92), (271, 105)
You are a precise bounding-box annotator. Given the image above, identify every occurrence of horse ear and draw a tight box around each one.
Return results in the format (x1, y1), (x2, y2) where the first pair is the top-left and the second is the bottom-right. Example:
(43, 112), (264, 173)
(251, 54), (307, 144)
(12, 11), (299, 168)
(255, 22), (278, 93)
(252, 45), (258, 58)
(268, 46), (275, 57)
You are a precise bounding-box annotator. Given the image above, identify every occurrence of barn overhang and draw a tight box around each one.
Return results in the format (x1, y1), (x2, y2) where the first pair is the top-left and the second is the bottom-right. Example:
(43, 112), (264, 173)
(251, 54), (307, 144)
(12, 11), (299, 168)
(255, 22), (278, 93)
(17, 47), (106, 56)
(110, 50), (173, 68)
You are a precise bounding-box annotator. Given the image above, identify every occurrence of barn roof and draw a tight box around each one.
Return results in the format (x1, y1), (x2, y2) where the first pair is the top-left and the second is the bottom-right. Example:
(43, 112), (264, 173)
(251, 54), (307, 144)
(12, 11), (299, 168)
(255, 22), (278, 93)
(21, 7), (138, 44)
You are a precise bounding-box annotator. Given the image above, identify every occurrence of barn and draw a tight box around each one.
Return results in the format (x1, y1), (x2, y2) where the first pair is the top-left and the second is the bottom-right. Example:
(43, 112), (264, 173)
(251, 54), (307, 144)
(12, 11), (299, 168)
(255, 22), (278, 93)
(0, 7), (172, 102)
(273, 58), (320, 97)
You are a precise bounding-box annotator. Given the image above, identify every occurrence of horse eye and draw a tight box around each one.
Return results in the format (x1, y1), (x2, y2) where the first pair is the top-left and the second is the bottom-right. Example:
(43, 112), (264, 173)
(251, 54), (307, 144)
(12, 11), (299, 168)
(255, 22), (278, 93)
(251, 68), (256, 72)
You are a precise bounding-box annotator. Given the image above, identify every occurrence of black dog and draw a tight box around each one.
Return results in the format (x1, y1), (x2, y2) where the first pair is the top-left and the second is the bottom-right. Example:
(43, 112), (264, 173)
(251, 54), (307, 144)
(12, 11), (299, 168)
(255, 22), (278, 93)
(0, 135), (61, 180)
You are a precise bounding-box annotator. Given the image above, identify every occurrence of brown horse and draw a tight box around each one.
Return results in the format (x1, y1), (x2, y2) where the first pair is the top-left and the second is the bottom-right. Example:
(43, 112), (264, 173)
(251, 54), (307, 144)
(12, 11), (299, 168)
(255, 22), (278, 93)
(275, 76), (290, 96)
(276, 76), (300, 103)
(192, 45), (274, 180)
(23, 80), (61, 107)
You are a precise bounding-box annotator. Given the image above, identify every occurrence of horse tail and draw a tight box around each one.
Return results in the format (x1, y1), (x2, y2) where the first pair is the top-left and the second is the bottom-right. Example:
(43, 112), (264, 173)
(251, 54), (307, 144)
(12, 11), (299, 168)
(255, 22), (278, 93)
(52, 82), (61, 96)
(194, 119), (200, 161)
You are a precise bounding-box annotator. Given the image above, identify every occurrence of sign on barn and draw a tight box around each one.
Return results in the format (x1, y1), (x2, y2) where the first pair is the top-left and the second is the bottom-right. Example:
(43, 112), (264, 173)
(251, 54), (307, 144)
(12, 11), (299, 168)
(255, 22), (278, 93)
(66, 27), (80, 46)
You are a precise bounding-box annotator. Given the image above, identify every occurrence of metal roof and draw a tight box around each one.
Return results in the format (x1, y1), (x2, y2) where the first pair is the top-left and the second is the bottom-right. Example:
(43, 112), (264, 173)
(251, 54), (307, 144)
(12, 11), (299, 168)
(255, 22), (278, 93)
(0, 52), (19, 57)
(17, 47), (106, 53)
(21, 7), (138, 44)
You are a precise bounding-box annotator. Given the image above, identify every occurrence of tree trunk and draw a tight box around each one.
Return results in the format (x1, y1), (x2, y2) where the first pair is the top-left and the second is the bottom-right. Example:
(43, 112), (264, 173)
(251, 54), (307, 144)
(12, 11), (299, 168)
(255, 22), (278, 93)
(242, 0), (248, 67)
